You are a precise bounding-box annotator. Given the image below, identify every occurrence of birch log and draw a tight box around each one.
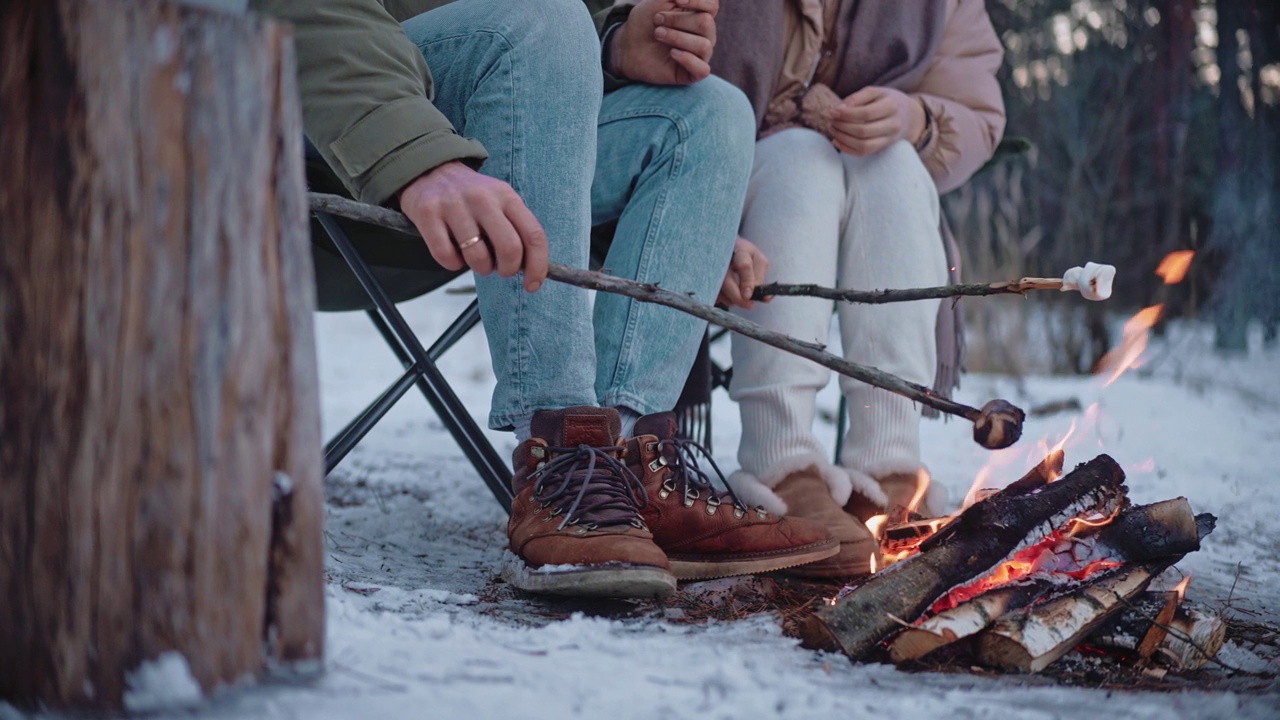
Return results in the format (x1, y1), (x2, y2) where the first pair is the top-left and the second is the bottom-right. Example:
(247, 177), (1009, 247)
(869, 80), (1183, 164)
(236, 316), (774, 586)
(0, 0), (323, 710)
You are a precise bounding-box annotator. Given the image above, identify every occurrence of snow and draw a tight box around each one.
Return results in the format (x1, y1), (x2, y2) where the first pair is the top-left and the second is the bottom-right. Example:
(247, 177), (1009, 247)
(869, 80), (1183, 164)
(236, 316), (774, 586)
(8, 283), (1278, 719)
(122, 652), (203, 713)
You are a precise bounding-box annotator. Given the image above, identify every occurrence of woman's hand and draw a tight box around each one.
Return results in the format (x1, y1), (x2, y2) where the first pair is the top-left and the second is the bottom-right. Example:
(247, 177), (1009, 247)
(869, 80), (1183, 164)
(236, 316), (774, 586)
(717, 236), (770, 309)
(829, 86), (925, 157)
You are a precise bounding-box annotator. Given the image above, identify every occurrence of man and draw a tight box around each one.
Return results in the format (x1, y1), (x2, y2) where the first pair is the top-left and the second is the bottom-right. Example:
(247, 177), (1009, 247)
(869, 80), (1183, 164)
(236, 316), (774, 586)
(254, 0), (839, 598)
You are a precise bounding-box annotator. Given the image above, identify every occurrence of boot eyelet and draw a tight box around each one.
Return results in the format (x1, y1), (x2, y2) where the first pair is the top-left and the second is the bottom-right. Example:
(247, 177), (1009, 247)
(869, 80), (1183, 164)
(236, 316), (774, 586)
(658, 489), (671, 499)
(706, 504), (718, 516)
(734, 508), (746, 519)
(661, 478), (677, 493)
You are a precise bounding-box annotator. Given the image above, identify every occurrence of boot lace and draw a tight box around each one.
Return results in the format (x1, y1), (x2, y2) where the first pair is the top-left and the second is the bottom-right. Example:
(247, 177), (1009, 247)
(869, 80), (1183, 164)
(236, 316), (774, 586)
(530, 444), (649, 531)
(655, 438), (756, 515)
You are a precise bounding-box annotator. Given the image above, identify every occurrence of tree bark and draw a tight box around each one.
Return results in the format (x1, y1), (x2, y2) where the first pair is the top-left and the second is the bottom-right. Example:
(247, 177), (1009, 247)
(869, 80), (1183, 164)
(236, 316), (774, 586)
(0, 0), (323, 711)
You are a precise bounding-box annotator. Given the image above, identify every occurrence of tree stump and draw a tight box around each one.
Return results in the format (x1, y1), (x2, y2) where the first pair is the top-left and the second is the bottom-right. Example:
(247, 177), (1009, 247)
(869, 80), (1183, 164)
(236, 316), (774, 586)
(0, 0), (324, 711)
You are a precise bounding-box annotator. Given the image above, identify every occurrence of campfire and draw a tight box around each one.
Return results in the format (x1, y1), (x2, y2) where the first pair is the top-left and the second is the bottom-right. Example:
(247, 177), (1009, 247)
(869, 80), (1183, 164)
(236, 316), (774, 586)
(803, 451), (1222, 674)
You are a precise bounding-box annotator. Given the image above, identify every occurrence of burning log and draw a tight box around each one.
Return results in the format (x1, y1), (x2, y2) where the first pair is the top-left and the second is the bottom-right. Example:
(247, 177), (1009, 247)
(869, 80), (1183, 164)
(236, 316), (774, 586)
(975, 515), (1214, 673)
(887, 498), (1208, 663)
(976, 562), (1166, 672)
(813, 455), (1128, 660)
(889, 580), (1055, 663)
(1088, 592), (1227, 671)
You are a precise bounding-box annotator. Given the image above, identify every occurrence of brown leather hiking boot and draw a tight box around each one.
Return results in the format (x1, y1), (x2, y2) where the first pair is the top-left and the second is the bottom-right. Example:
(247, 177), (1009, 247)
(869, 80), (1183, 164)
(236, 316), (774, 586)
(502, 407), (675, 599)
(625, 413), (838, 581)
(775, 469), (879, 579)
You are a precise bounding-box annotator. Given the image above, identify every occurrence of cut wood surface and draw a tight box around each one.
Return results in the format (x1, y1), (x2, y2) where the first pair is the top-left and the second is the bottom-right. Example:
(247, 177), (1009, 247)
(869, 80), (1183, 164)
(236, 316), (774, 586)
(814, 455), (1127, 660)
(0, 0), (323, 710)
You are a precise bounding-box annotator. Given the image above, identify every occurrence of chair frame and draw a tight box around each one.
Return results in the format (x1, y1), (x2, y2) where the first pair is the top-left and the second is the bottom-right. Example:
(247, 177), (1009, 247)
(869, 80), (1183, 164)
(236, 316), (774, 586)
(313, 211), (514, 514)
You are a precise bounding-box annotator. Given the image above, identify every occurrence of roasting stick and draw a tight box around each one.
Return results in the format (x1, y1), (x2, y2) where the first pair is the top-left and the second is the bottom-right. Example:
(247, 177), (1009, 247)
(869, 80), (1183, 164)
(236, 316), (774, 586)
(308, 192), (1027, 449)
(755, 262), (1117, 304)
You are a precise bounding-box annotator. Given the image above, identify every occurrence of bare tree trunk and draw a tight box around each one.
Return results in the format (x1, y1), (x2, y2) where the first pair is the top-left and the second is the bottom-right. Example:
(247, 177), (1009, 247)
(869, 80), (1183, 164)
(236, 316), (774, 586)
(0, 0), (324, 711)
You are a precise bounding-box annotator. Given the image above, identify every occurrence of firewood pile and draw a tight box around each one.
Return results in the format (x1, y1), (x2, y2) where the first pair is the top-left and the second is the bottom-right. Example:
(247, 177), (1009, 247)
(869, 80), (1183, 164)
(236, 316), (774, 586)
(800, 451), (1224, 674)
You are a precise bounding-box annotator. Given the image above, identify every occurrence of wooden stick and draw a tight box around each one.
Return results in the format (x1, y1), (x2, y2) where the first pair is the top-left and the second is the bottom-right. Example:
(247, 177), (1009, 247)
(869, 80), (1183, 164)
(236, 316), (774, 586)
(306, 192), (1027, 447)
(754, 278), (1065, 304)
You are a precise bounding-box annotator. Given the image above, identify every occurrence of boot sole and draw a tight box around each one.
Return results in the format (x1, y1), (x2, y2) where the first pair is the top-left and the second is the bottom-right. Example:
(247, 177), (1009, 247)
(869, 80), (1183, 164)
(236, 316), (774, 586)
(667, 539), (841, 581)
(499, 550), (677, 599)
(783, 539), (879, 580)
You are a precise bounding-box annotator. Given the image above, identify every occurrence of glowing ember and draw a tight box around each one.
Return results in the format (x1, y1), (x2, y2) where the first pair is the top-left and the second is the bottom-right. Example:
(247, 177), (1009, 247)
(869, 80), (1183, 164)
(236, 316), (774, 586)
(930, 527), (1122, 614)
(869, 553), (878, 575)
(1095, 304), (1163, 386)
(1155, 250), (1195, 285)
(1065, 505), (1124, 538)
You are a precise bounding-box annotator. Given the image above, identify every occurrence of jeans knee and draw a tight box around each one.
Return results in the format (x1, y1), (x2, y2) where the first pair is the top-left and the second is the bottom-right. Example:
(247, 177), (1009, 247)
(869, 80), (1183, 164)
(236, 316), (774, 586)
(679, 77), (757, 172)
(488, 0), (600, 96)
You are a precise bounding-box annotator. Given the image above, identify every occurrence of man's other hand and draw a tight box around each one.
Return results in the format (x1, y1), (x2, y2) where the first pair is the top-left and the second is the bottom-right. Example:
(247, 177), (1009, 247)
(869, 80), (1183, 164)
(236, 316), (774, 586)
(399, 161), (549, 292)
(717, 236), (769, 310)
(609, 0), (719, 85)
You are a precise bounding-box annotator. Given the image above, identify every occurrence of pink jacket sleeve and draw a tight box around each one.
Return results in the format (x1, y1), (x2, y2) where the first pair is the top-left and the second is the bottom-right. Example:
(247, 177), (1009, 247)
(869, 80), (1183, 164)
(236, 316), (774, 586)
(912, 0), (1007, 194)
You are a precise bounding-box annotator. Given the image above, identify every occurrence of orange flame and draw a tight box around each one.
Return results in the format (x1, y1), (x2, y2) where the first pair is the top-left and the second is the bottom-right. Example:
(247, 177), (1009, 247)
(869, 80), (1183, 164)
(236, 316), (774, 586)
(1095, 304), (1164, 386)
(865, 514), (888, 539)
(1173, 575), (1192, 602)
(869, 553), (879, 575)
(1155, 250), (1195, 285)
(906, 469), (931, 515)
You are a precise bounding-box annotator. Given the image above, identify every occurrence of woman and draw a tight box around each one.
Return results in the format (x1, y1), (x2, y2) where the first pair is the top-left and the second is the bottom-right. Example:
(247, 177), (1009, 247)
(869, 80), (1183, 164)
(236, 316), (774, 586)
(713, 0), (1007, 578)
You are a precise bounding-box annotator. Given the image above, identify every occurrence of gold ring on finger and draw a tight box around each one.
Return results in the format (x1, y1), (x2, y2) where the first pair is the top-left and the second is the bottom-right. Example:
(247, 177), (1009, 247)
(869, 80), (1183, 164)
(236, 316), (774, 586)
(457, 235), (482, 250)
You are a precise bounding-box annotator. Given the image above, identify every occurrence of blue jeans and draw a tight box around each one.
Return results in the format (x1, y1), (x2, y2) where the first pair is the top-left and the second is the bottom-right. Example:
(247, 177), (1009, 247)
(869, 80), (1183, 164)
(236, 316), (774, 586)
(402, 0), (754, 430)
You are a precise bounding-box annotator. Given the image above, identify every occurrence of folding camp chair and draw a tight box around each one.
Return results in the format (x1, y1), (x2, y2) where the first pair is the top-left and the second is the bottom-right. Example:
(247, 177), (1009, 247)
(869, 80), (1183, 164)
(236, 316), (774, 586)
(306, 141), (514, 513)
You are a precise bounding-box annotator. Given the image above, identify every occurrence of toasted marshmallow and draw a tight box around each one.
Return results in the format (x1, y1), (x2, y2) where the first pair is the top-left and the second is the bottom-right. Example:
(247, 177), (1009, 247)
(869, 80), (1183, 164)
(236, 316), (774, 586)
(1061, 262), (1116, 301)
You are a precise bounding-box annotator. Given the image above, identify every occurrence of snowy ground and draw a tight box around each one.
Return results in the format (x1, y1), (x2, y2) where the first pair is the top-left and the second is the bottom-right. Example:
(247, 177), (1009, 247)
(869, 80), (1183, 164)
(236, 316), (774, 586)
(12, 283), (1279, 719)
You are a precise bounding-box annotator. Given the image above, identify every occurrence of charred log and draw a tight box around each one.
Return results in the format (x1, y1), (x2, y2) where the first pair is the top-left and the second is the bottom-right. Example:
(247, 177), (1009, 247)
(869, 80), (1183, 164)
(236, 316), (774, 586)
(890, 580), (1056, 663)
(976, 562), (1166, 672)
(1089, 592), (1226, 670)
(815, 455), (1128, 660)
(887, 498), (1208, 663)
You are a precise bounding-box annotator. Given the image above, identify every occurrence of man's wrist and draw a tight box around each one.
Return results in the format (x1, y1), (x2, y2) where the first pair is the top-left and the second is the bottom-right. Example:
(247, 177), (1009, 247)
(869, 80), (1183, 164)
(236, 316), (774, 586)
(601, 21), (627, 81)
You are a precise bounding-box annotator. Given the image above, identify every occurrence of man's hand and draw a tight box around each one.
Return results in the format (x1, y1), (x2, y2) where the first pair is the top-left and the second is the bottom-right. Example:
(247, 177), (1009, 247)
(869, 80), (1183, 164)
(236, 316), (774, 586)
(717, 236), (769, 309)
(608, 0), (719, 85)
(830, 86), (925, 157)
(399, 161), (549, 292)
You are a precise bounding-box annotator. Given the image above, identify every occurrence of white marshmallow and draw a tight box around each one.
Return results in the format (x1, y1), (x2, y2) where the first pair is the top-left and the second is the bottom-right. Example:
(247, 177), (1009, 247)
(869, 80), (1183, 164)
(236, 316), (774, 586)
(1060, 262), (1115, 301)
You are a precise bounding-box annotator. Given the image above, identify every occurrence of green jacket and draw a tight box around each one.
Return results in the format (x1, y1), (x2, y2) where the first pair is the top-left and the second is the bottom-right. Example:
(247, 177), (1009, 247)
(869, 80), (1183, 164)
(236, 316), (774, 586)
(251, 0), (630, 205)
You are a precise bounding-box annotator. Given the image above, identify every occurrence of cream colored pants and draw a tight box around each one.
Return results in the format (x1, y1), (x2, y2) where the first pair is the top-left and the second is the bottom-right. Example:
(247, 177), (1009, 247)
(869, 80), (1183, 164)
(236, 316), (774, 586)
(727, 129), (948, 513)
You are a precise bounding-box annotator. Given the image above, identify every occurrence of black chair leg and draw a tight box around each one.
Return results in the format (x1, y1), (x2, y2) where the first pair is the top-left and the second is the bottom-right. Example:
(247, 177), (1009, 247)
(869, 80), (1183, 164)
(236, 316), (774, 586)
(316, 213), (514, 514)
